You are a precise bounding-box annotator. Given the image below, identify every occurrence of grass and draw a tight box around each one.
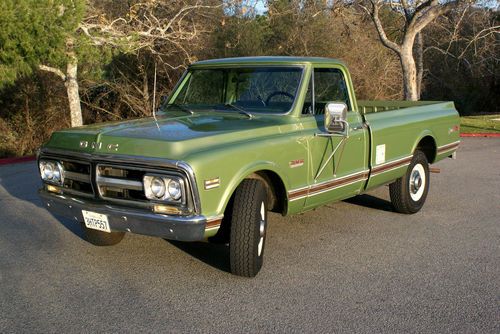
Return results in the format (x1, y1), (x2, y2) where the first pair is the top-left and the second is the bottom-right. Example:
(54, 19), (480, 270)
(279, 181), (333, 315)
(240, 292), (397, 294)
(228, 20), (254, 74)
(460, 114), (500, 133)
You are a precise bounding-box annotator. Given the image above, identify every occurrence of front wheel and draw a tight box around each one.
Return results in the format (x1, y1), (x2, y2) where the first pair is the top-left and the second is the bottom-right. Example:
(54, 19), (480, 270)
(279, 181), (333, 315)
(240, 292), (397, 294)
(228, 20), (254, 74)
(389, 150), (430, 214)
(229, 179), (268, 277)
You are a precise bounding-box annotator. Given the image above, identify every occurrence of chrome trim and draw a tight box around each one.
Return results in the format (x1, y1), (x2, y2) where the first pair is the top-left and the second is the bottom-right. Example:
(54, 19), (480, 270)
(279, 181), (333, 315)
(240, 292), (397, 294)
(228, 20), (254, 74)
(290, 177), (368, 201)
(51, 185), (95, 199)
(373, 154), (412, 167)
(310, 169), (368, 188)
(288, 169), (369, 201)
(95, 163), (189, 211)
(63, 171), (91, 183)
(39, 148), (202, 214)
(96, 175), (143, 191)
(370, 163), (411, 177)
(437, 140), (460, 150)
(142, 173), (187, 205)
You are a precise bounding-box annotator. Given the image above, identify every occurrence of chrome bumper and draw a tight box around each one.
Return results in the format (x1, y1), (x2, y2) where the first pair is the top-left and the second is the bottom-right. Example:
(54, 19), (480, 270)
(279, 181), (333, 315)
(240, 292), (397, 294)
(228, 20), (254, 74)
(39, 189), (217, 241)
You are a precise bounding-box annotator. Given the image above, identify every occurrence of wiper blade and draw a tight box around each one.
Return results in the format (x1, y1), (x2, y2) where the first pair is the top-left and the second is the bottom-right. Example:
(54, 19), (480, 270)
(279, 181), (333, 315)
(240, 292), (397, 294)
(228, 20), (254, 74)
(165, 103), (194, 115)
(222, 103), (253, 119)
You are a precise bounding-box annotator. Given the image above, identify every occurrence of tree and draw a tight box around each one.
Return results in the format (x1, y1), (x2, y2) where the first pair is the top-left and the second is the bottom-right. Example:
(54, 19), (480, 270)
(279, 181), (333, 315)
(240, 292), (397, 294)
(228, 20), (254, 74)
(361, 0), (465, 100)
(0, 0), (86, 126)
(79, 1), (221, 118)
(1, 0), (219, 127)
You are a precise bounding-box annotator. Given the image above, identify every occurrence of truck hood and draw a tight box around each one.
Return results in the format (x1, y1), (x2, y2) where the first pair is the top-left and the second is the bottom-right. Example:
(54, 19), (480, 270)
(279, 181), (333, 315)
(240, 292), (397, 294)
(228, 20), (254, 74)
(45, 112), (295, 160)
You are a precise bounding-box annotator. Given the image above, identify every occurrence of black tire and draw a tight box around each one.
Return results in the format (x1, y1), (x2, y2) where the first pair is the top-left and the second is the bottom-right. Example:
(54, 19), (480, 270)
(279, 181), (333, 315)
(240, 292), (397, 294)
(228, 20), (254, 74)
(389, 150), (430, 214)
(229, 179), (268, 277)
(81, 224), (125, 246)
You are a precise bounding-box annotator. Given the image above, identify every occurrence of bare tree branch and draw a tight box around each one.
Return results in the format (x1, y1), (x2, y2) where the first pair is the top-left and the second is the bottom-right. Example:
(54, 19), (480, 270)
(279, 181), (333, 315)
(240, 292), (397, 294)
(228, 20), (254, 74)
(362, 1), (402, 53)
(38, 65), (66, 81)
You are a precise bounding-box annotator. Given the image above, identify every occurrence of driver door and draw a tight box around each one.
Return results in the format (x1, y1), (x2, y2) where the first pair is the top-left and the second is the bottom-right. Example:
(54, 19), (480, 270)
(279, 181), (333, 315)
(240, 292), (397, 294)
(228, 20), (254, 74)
(303, 67), (368, 209)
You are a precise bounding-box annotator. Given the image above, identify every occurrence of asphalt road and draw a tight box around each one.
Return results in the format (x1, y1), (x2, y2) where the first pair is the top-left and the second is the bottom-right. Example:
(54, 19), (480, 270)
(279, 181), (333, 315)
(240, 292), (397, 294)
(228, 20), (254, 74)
(0, 138), (498, 333)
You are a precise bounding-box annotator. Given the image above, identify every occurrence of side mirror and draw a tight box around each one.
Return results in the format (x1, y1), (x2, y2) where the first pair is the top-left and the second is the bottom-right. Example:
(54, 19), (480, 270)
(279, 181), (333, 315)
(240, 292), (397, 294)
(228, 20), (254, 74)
(324, 102), (348, 134)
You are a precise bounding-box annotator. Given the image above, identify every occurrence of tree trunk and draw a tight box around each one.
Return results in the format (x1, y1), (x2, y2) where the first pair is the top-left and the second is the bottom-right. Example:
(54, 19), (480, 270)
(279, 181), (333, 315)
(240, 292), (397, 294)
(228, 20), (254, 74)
(400, 44), (419, 101)
(415, 32), (424, 98)
(65, 40), (83, 127)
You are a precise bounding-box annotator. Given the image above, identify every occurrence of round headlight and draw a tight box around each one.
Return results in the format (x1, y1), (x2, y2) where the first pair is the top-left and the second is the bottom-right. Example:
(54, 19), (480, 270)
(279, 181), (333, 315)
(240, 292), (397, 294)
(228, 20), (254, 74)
(150, 177), (166, 198)
(41, 162), (54, 180)
(40, 161), (63, 184)
(168, 179), (182, 200)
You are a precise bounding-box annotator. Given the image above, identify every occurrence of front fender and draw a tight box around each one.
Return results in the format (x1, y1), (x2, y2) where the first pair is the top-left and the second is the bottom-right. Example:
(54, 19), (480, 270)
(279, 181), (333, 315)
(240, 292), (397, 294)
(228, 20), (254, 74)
(216, 161), (290, 215)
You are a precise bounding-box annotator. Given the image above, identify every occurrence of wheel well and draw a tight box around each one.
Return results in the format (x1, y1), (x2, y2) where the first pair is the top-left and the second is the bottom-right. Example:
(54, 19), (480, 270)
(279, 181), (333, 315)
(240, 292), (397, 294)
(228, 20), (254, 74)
(416, 136), (437, 163)
(247, 170), (287, 215)
(209, 170), (287, 244)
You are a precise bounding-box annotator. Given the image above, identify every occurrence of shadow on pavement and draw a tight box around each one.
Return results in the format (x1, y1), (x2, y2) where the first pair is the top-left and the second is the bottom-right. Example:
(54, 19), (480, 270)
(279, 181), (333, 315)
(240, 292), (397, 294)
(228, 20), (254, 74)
(51, 214), (86, 238)
(0, 161), (86, 239)
(166, 240), (231, 273)
(0, 162), (44, 209)
(343, 194), (394, 212)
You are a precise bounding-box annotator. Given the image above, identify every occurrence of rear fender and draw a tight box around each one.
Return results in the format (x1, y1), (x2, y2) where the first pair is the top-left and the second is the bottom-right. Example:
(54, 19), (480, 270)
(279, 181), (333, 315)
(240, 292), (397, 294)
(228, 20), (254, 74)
(412, 130), (437, 163)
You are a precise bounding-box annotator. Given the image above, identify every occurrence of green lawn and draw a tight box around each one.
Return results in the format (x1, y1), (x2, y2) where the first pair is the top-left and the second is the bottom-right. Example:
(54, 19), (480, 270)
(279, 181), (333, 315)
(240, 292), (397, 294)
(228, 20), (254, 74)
(460, 114), (500, 133)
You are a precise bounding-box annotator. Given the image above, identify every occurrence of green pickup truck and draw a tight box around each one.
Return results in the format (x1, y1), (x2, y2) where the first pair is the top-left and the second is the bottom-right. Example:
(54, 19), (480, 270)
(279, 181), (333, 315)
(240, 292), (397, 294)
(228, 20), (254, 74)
(38, 57), (460, 277)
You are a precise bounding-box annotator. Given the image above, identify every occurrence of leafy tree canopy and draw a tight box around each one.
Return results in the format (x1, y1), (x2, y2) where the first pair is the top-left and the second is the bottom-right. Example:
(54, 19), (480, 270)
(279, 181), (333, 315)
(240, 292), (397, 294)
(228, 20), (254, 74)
(0, 0), (85, 87)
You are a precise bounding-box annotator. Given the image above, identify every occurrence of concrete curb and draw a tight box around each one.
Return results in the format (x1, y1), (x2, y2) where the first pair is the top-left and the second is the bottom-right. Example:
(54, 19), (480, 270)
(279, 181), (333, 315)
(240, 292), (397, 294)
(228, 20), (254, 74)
(0, 156), (36, 166)
(460, 133), (500, 138)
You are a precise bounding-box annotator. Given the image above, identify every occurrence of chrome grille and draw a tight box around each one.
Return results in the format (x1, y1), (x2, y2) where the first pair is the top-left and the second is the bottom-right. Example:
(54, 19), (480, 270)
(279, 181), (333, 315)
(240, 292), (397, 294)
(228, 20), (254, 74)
(60, 160), (93, 197)
(39, 149), (198, 214)
(96, 165), (147, 201)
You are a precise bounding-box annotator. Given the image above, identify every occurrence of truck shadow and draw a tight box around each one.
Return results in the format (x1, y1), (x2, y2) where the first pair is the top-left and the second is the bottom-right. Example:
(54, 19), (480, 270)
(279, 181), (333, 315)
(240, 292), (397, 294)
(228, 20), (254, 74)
(0, 161), (86, 242)
(343, 194), (394, 212)
(166, 240), (231, 273)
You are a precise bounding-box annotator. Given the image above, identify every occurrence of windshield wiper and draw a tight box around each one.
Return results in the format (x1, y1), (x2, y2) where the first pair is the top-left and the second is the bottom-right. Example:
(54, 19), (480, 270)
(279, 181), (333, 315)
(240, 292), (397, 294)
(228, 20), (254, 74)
(164, 103), (194, 115)
(222, 103), (253, 119)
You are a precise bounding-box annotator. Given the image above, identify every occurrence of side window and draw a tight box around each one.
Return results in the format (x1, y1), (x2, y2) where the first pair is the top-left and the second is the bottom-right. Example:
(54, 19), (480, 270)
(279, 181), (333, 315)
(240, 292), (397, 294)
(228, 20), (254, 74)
(314, 68), (350, 114)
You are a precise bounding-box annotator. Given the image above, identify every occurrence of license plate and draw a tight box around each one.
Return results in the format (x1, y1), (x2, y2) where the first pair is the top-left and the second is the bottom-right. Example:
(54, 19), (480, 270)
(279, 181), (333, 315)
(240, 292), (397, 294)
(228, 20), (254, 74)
(82, 210), (110, 233)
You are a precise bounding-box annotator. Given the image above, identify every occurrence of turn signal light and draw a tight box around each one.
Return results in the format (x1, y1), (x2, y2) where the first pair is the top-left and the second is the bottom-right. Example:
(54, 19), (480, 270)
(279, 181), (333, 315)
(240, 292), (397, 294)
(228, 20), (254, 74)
(47, 185), (62, 194)
(153, 205), (182, 215)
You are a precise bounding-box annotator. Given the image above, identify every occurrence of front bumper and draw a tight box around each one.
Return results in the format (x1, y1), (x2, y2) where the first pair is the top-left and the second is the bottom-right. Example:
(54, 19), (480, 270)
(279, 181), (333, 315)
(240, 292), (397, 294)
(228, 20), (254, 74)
(39, 189), (220, 241)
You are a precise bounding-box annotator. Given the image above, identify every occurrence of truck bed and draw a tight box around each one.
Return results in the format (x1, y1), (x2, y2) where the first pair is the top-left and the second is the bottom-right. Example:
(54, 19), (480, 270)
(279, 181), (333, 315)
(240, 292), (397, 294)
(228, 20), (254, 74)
(358, 99), (460, 190)
(357, 100), (445, 114)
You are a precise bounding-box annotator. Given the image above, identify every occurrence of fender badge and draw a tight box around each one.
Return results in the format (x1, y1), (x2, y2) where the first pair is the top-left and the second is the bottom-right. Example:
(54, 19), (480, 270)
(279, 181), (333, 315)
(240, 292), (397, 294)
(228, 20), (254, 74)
(204, 177), (220, 190)
(289, 159), (304, 168)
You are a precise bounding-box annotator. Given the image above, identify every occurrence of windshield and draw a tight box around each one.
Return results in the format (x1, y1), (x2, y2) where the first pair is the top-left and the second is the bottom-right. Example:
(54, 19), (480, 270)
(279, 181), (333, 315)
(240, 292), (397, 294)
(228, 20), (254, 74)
(165, 66), (303, 114)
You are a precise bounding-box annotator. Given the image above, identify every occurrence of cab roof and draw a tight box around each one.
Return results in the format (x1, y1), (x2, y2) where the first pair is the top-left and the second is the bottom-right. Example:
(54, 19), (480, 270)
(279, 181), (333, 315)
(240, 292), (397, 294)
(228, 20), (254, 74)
(191, 56), (345, 67)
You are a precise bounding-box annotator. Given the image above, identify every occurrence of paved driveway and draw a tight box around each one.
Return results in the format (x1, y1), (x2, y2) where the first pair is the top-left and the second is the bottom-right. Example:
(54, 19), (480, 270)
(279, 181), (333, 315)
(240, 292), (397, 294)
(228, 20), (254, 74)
(0, 138), (498, 333)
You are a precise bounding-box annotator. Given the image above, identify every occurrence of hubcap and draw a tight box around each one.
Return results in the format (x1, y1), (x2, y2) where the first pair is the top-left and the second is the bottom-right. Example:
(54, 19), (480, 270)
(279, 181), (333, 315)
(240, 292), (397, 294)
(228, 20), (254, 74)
(409, 163), (426, 201)
(257, 202), (265, 256)
(410, 171), (422, 194)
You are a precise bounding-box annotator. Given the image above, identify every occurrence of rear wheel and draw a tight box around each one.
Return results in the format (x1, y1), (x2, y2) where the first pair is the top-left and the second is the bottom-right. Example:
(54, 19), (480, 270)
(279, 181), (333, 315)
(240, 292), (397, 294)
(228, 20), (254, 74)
(389, 150), (430, 214)
(229, 179), (268, 277)
(81, 224), (125, 246)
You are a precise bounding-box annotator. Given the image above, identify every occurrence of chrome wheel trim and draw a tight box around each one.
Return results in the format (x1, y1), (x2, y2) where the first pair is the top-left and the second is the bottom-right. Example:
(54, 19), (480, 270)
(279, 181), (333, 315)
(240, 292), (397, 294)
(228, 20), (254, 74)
(410, 163), (426, 201)
(257, 201), (265, 256)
